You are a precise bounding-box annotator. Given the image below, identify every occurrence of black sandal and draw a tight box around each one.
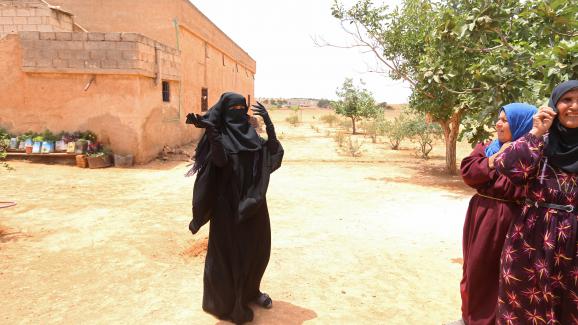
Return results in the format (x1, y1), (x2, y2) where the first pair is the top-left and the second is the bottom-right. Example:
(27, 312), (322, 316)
(255, 293), (273, 309)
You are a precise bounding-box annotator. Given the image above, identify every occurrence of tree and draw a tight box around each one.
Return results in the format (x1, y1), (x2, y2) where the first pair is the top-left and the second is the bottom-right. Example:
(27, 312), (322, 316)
(317, 98), (331, 108)
(329, 0), (577, 174)
(333, 78), (379, 134)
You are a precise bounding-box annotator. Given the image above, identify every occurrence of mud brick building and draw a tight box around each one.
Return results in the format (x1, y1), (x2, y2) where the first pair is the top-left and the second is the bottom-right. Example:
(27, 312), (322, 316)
(0, 0), (256, 163)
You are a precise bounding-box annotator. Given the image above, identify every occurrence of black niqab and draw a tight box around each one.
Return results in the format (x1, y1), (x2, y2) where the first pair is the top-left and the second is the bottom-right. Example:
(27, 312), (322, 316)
(190, 93), (261, 175)
(545, 80), (578, 173)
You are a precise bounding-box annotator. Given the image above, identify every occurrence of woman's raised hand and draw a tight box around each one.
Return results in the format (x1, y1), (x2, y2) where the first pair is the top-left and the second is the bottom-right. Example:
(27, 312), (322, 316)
(530, 106), (557, 137)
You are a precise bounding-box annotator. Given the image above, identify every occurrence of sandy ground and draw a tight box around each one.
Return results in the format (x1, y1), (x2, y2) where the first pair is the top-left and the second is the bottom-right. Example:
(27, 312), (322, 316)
(0, 109), (477, 324)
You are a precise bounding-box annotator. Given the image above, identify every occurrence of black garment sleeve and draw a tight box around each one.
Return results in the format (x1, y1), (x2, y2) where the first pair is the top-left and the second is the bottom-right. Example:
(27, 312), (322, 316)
(205, 126), (228, 167)
(265, 122), (280, 153)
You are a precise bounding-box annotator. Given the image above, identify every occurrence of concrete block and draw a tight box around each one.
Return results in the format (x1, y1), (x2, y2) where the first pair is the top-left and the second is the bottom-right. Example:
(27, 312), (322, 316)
(116, 41), (137, 51)
(66, 41), (83, 50)
(101, 59), (117, 69)
(106, 49), (121, 60)
(68, 59), (86, 69)
(104, 32), (121, 41)
(19, 31), (39, 40)
(57, 49), (74, 59)
(85, 60), (100, 69)
(15, 9), (31, 17)
(84, 40), (115, 50)
(73, 50), (90, 60)
(27, 16), (41, 25)
(3, 25), (17, 33)
(36, 57), (51, 67)
(54, 32), (71, 41)
(121, 32), (144, 43)
(117, 60), (139, 69)
(89, 50), (106, 60)
(13, 17), (27, 24)
(20, 39), (36, 49)
(34, 8), (51, 17)
(39, 32), (55, 40)
(121, 50), (138, 60)
(40, 48), (57, 59)
(71, 32), (87, 41)
(20, 25), (38, 32)
(36, 24), (52, 32)
(52, 58), (68, 68)
(21, 57), (36, 67)
(2, 9), (16, 17)
(0, 16), (12, 24)
(22, 48), (39, 59)
(87, 32), (105, 41)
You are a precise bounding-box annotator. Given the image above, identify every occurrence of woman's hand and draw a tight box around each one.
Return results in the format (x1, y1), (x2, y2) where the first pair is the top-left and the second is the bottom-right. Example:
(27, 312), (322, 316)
(251, 102), (273, 126)
(186, 113), (214, 129)
(488, 141), (511, 169)
(530, 106), (557, 137)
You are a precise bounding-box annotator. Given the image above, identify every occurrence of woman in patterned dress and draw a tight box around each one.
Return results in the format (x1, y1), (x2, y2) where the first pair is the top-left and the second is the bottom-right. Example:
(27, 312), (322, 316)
(460, 103), (536, 325)
(495, 80), (578, 324)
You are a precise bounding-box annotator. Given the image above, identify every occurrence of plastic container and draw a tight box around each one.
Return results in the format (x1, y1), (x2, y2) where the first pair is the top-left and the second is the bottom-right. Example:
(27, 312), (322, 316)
(114, 154), (133, 168)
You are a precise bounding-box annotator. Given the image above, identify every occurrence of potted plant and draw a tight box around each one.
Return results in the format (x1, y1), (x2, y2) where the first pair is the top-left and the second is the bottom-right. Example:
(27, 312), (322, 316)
(87, 148), (113, 169)
(32, 135), (44, 154)
(40, 130), (57, 153)
(75, 139), (88, 154)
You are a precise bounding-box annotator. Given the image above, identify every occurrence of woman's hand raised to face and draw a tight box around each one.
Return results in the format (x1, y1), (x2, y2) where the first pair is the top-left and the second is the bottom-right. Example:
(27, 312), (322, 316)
(186, 113), (215, 129)
(530, 106), (557, 137)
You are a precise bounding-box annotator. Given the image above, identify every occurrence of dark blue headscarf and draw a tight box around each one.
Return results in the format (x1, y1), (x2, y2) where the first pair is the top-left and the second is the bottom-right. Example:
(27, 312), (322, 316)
(485, 103), (537, 157)
(544, 80), (578, 173)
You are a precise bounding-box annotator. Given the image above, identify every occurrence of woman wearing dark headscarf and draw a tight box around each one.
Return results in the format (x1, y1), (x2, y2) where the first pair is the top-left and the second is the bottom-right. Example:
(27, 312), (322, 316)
(459, 103), (536, 325)
(185, 92), (283, 324)
(494, 80), (578, 324)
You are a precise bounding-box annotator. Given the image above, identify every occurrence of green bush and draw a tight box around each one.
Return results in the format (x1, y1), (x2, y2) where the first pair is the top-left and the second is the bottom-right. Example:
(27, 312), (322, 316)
(333, 131), (346, 147)
(285, 115), (299, 127)
(346, 136), (363, 157)
(320, 114), (339, 127)
(405, 114), (442, 159)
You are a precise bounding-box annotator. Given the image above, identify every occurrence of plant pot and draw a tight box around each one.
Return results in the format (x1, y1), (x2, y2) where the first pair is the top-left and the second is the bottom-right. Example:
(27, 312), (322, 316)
(113, 154), (133, 168)
(25, 146), (33, 154)
(87, 154), (112, 169)
(75, 140), (88, 154)
(75, 154), (88, 168)
(41, 141), (54, 153)
(32, 141), (42, 153)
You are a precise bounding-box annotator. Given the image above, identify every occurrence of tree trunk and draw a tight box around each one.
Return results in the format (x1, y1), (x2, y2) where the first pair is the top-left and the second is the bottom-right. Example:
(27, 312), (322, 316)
(351, 117), (357, 134)
(437, 111), (462, 175)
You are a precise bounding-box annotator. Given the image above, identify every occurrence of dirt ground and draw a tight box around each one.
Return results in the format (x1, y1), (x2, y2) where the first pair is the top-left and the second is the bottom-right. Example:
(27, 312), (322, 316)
(0, 108), (477, 324)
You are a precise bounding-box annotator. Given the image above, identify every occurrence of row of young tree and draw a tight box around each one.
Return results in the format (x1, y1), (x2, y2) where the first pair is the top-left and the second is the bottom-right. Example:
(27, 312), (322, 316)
(328, 0), (577, 174)
(330, 77), (442, 159)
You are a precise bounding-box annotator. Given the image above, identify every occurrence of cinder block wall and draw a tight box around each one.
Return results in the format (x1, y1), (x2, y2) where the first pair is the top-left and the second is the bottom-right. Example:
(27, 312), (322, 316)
(19, 31), (180, 79)
(0, 0), (74, 37)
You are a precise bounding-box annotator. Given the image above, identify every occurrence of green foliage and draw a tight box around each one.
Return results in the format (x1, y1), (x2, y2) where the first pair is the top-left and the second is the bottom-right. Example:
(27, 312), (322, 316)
(345, 136), (364, 157)
(383, 113), (411, 150)
(333, 131), (346, 147)
(285, 115), (299, 126)
(317, 99), (331, 108)
(404, 112), (443, 159)
(0, 129), (12, 171)
(320, 114), (339, 127)
(331, 0), (578, 172)
(333, 78), (379, 134)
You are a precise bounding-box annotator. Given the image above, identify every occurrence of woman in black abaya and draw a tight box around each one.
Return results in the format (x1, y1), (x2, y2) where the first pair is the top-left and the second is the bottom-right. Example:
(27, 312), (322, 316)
(185, 92), (283, 324)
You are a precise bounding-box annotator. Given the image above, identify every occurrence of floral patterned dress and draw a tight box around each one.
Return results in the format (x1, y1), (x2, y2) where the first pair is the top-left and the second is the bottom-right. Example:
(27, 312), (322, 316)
(495, 133), (578, 324)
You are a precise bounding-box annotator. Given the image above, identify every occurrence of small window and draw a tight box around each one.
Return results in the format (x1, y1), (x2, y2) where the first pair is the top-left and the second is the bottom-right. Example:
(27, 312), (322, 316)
(162, 81), (170, 102)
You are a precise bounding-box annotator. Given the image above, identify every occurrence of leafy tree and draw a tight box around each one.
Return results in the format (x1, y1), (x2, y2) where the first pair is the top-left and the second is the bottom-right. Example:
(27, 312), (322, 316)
(405, 112), (443, 159)
(333, 78), (379, 134)
(317, 98), (331, 108)
(330, 0), (577, 174)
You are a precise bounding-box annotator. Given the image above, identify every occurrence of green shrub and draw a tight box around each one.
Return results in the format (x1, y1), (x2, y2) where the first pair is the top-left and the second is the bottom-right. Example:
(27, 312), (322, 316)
(320, 114), (339, 127)
(346, 136), (363, 157)
(285, 115), (299, 127)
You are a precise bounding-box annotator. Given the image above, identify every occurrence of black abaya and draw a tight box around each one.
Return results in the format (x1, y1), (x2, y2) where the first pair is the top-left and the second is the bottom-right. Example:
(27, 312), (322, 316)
(189, 125), (283, 323)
